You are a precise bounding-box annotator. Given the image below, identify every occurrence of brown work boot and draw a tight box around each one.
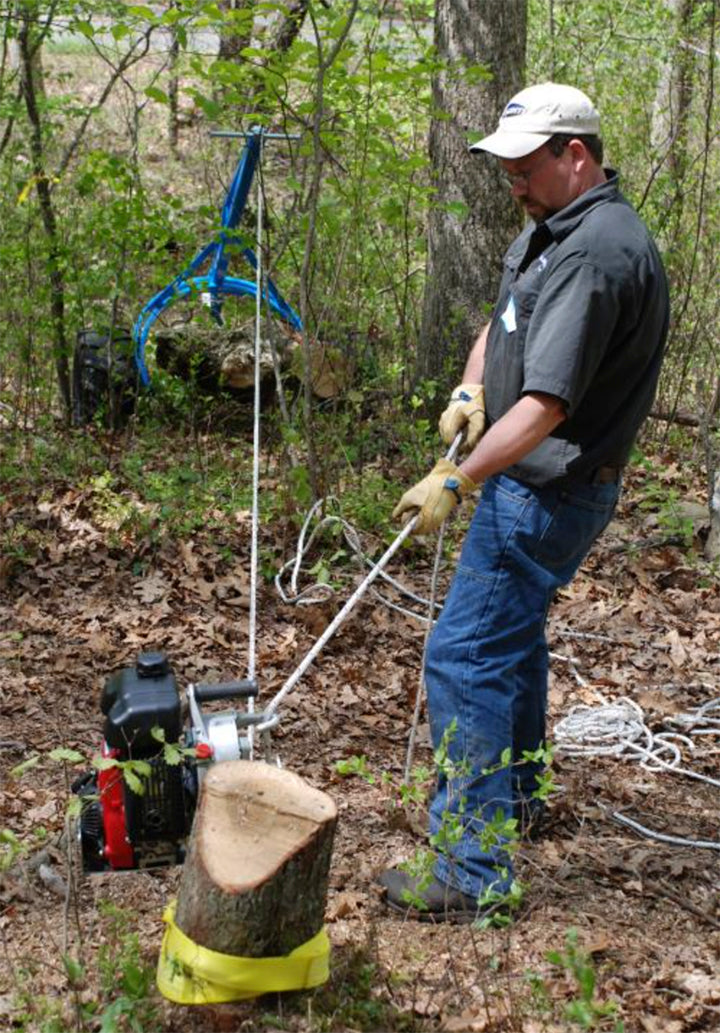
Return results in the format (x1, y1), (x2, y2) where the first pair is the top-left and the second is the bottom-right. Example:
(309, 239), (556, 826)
(378, 868), (483, 924)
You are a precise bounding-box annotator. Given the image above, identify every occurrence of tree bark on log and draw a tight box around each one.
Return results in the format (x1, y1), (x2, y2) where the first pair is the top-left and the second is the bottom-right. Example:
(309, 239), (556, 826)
(155, 322), (350, 399)
(155, 322), (289, 393)
(174, 761), (337, 957)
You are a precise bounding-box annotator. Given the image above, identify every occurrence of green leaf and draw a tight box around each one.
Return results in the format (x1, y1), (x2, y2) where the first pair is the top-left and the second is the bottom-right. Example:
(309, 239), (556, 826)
(444, 200), (470, 220)
(92, 755), (119, 772)
(10, 755), (41, 778)
(122, 768), (145, 795)
(74, 21), (94, 39)
(126, 5), (156, 19)
(49, 747), (85, 764)
(162, 742), (184, 766)
(121, 961), (148, 998)
(63, 954), (85, 985)
(145, 87), (169, 105)
(66, 797), (83, 819)
(99, 997), (127, 1033)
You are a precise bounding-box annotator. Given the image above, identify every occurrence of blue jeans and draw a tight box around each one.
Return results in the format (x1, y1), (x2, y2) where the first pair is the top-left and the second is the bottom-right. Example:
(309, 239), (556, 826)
(426, 473), (620, 898)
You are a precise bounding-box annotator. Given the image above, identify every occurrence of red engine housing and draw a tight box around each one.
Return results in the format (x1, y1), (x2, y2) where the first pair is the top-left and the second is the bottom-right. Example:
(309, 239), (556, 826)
(97, 742), (134, 869)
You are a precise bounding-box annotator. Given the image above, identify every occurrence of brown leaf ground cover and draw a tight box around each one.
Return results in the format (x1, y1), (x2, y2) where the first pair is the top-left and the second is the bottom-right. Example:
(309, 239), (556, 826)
(1, 428), (720, 1032)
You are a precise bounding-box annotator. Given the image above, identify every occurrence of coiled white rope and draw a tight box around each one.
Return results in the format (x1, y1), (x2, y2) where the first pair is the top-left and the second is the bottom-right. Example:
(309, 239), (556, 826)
(555, 696), (720, 849)
(274, 496), (442, 621)
(554, 696), (720, 786)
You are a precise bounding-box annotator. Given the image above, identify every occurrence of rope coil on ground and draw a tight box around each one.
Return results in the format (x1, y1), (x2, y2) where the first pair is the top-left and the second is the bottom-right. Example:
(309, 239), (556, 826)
(554, 696), (720, 786)
(274, 496), (442, 621)
(554, 695), (720, 850)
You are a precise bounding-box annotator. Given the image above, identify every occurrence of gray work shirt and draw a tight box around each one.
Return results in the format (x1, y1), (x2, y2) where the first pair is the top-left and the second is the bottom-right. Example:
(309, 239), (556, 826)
(483, 172), (669, 486)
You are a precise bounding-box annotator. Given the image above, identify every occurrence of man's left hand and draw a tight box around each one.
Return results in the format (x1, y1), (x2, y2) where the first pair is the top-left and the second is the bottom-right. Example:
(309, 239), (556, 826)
(439, 383), (486, 450)
(392, 459), (476, 535)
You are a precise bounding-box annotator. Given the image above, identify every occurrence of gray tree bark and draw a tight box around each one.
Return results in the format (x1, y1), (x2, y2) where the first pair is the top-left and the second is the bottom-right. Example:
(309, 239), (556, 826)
(417, 0), (526, 388)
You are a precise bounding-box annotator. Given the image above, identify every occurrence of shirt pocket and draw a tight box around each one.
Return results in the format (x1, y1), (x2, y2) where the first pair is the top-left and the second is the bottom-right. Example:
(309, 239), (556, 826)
(511, 262), (546, 325)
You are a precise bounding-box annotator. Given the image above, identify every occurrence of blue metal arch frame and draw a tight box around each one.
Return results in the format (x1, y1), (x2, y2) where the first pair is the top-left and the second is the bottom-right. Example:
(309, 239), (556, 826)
(133, 129), (302, 387)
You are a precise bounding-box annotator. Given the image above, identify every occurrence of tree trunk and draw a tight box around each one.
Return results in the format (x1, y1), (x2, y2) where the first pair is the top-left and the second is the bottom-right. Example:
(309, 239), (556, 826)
(18, 10), (71, 418)
(168, 3), (180, 156)
(218, 0), (254, 64)
(417, 0), (526, 388)
(270, 0), (310, 55)
(174, 761), (337, 957)
(651, 0), (698, 194)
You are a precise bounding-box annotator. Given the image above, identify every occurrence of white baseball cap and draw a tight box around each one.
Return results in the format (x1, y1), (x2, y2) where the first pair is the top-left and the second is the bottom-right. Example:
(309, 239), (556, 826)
(470, 82), (601, 159)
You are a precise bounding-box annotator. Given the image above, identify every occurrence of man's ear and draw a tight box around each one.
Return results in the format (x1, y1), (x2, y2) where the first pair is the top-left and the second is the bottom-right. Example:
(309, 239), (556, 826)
(568, 138), (590, 170)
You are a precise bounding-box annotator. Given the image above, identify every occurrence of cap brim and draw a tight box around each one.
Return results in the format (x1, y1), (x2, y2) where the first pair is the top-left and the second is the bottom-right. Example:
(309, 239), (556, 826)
(469, 130), (552, 159)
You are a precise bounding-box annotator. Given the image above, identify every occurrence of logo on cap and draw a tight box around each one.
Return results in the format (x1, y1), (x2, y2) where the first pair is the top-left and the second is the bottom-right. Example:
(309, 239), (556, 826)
(502, 102), (526, 118)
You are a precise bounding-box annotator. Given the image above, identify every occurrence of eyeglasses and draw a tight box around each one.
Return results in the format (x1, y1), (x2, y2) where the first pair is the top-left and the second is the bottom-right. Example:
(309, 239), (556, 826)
(501, 146), (562, 189)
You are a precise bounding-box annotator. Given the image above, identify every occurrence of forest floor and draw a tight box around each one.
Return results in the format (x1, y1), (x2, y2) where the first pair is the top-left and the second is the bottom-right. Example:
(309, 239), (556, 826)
(1, 423), (720, 1033)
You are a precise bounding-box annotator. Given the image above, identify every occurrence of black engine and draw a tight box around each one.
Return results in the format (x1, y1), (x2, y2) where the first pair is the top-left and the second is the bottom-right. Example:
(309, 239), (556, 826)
(76, 653), (195, 871)
(75, 652), (259, 872)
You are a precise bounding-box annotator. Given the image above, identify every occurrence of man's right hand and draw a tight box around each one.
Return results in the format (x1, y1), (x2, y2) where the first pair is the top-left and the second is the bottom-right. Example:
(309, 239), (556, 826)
(392, 459), (476, 536)
(438, 383), (486, 450)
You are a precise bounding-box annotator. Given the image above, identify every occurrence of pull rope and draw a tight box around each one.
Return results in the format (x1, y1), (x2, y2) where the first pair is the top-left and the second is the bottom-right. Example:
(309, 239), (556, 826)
(274, 496), (441, 619)
(260, 437), (463, 724)
(262, 517), (418, 723)
(403, 517), (447, 784)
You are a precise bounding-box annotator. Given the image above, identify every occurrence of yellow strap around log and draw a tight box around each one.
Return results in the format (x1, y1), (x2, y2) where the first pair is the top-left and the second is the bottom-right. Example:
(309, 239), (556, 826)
(156, 901), (331, 1004)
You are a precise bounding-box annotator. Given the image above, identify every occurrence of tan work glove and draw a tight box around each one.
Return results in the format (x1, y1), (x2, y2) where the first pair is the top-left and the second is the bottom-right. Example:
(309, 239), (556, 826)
(392, 459), (476, 535)
(439, 383), (486, 450)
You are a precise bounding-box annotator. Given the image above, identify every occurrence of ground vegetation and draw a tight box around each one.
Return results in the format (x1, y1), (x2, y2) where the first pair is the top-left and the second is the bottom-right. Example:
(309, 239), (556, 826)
(1, 1), (719, 1030)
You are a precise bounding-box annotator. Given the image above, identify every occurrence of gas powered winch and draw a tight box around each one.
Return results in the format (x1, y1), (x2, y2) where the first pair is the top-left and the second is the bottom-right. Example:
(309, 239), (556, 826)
(74, 651), (277, 871)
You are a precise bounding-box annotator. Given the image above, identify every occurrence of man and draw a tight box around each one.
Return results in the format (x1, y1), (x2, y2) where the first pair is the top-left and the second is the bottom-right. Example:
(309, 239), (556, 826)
(380, 83), (669, 921)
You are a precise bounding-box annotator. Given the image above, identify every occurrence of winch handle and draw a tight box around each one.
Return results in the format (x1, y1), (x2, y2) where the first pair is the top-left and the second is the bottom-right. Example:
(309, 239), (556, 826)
(193, 679), (258, 702)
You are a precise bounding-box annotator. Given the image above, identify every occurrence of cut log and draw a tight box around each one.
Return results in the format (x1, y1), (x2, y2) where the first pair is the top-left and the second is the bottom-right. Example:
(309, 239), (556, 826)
(174, 760), (337, 958)
(154, 321), (351, 400)
(155, 321), (294, 397)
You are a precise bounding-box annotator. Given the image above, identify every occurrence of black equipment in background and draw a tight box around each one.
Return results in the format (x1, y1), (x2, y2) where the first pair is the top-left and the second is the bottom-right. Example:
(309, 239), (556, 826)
(72, 328), (139, 428)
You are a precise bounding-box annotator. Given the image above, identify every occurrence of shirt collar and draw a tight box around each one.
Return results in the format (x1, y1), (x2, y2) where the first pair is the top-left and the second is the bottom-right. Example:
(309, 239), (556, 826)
(542, 169), (620, 241)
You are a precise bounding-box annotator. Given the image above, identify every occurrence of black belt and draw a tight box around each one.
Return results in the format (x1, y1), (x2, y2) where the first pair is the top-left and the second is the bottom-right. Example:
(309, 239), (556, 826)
(585, 465), (623, 484)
